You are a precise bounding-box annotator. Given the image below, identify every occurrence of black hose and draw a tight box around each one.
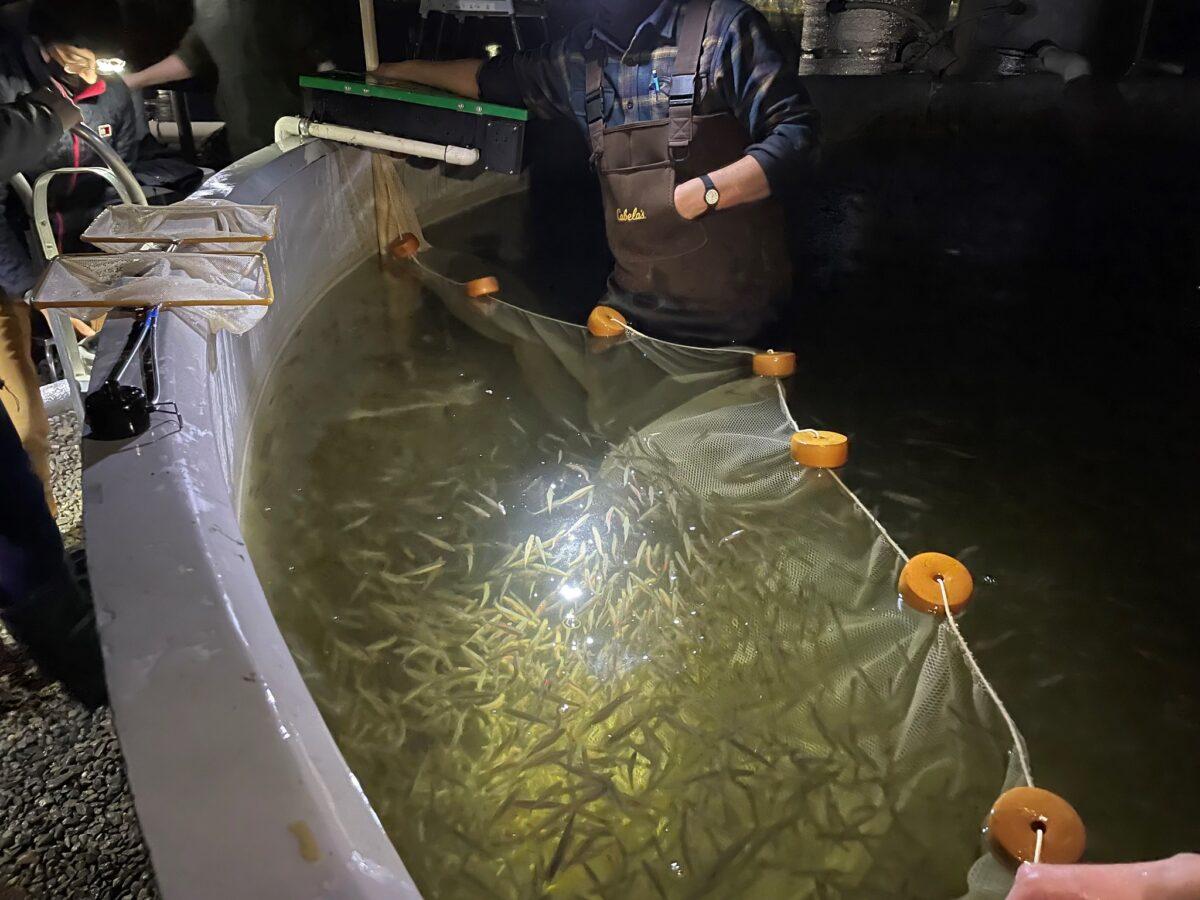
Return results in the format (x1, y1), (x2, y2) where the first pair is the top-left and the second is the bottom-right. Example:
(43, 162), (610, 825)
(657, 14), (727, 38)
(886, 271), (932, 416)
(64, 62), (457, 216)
(142, 309), (161, 404)
(106, 307), (158, 385)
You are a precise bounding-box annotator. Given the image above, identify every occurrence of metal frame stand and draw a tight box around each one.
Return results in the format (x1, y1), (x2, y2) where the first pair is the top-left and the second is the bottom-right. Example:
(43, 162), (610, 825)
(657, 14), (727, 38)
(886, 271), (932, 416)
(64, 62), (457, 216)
(7, 123), (147, 419)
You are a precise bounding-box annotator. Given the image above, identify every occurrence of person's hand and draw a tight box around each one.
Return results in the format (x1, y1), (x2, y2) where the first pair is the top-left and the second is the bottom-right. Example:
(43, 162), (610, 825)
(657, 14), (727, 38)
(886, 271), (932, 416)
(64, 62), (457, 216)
(370, 61), (416, 83)
(673, 177), (709, 220)
(28, 86), (82, 130)
(1008, 854), (1200, 899)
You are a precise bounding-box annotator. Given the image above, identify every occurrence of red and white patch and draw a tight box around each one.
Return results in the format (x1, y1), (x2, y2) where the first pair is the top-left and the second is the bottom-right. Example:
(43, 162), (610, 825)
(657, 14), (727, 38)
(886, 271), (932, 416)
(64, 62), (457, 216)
(97, 124), (113, 138)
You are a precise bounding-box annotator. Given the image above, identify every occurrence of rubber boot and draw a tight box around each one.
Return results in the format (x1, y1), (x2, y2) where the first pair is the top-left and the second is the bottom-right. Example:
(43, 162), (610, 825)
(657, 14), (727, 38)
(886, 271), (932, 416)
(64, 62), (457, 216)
(0, 395), (105, 708)
(2, 558), (107, 709)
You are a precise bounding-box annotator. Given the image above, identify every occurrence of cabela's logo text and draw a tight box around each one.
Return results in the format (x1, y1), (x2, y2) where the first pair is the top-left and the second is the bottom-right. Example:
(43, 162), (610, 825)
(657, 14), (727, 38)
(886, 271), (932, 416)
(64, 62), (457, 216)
(616, 207), (647, 222)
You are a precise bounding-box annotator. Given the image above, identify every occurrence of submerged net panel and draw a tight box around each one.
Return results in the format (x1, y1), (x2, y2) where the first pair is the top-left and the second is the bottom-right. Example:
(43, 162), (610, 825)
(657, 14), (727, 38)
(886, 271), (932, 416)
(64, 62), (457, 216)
(240, 245), (1026, 899)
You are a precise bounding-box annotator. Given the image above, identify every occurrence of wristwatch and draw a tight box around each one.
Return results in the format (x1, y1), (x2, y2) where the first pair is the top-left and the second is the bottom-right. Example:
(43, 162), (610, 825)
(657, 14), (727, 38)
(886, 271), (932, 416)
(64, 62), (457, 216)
(699, 174), (720, 217)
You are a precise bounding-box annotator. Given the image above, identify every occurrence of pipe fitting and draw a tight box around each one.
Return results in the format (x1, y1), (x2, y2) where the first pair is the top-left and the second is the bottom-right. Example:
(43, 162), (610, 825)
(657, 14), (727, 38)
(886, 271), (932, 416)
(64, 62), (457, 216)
(1034, 41), (1093, 83)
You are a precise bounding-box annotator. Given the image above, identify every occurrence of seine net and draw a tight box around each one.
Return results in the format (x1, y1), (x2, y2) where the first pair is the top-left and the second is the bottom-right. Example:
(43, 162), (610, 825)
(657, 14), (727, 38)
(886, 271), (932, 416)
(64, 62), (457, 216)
(242, 221), (1026, 898)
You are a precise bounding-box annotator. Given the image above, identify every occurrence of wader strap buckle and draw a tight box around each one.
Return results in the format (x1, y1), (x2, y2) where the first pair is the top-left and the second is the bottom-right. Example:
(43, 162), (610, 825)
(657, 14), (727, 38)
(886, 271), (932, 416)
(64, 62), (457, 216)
(668, 74), (695, 105)
(585, 90), (604, 123)
(667, 0), (711, 156)
(668, 74), (702, 158)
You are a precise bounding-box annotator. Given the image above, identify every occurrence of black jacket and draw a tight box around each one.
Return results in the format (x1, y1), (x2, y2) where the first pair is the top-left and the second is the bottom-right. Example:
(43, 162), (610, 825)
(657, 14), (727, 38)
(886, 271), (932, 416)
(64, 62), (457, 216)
(0, 11), (141, 295)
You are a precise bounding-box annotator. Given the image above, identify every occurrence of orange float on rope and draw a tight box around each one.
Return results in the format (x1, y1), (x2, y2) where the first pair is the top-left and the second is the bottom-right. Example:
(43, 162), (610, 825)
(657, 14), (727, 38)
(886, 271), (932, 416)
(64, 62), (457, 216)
(587, 305), (627, 337)
(389, 233), (420, 259)
(465, 276), (500, 299)
(898, 551), (973, 615)
(753, 350), (796, 377)
(987, 787), (1086, 866)
(789, 430), (848, 468)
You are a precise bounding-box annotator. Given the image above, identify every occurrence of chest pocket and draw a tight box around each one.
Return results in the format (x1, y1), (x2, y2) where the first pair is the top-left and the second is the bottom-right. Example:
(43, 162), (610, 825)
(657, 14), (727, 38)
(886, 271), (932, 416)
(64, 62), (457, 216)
(599, 119), (669, 171)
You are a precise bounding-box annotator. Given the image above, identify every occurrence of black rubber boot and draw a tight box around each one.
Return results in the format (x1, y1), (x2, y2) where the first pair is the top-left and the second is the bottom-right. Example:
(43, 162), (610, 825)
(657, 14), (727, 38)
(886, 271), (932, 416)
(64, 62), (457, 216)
(2, 559), (107, 709)
(0, 397), (107, 708)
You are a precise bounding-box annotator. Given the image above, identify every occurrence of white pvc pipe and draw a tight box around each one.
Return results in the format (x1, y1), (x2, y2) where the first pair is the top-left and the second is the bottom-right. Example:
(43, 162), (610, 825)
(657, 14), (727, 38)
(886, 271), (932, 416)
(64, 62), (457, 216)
(1038, 45), (1093, 83)
(273, 116), (480, 167)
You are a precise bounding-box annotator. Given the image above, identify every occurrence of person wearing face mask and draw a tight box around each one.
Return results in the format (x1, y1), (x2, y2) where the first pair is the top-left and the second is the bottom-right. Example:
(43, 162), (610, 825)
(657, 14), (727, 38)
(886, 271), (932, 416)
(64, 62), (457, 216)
(375, 0), (817, 346)
(0, 0), (136, 510)
(0, 0), (144, 289)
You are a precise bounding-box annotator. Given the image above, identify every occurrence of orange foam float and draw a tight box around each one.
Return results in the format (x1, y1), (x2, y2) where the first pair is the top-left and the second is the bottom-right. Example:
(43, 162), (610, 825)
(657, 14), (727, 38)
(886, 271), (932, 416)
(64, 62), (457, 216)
(789, 430), (848, 468)
(464, 276), (500, 299)
(753, 350), (796, 377)
(898, 551), (973, 615)
(587, 305), (627, 338)
(987, 787), (1086, 866)
(388, 232), (420, 260)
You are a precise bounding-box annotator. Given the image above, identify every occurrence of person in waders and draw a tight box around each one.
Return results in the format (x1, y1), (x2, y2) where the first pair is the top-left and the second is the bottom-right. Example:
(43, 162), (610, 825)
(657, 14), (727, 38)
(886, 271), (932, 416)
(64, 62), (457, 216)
(375, 0), (818, 346)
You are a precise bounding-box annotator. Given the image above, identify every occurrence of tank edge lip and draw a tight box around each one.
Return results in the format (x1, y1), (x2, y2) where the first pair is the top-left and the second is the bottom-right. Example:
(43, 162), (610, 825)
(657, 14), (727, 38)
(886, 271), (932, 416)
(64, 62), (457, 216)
(84, 142), (421, 900)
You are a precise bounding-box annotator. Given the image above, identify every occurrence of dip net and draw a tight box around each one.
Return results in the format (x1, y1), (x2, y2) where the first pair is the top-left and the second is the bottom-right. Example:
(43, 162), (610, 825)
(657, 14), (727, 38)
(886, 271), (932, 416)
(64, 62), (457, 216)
(241, 212), (1026, 899)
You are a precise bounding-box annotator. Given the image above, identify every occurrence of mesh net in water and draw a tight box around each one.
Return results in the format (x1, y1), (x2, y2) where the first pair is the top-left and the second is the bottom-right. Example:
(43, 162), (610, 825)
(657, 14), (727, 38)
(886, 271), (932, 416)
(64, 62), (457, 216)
(241, 247), (1025, 899)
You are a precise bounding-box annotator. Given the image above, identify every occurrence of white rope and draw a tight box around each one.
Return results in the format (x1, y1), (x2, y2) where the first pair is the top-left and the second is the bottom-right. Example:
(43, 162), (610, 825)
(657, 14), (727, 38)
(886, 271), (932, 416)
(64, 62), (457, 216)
(775, 378), (801, 431)
(410, 254), (457, 283)
(773, 381), (911, 562)
(409, 256), (579, 330)
(619, 321), (757, 357)
(829, 471), (911, 564)
(1033, 823), (1045, 864)
(938, 577), (1034, 787)
(410, 254), (757, 357)
(775, 383), (1029, 785)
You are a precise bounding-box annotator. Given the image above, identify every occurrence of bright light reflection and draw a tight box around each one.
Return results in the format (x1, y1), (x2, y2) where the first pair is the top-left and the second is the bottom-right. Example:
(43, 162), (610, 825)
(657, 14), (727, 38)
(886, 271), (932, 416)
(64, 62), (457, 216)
(559, 583), (582, 601)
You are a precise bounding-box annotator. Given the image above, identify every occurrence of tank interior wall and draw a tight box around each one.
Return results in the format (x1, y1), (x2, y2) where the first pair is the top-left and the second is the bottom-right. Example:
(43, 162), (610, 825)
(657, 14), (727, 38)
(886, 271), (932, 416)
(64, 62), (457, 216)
(81, 141), (524, 900)
(203, 145), (525, 495)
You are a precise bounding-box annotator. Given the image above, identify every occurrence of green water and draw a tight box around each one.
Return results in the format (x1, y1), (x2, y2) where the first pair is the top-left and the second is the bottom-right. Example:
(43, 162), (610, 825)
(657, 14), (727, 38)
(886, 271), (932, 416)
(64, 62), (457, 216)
(240, 259), (1014, 899)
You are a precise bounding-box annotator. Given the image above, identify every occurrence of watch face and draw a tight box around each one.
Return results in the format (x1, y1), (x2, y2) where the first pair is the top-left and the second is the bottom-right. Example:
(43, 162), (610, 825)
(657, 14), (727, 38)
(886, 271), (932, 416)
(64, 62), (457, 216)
(704, 187), (720, 207)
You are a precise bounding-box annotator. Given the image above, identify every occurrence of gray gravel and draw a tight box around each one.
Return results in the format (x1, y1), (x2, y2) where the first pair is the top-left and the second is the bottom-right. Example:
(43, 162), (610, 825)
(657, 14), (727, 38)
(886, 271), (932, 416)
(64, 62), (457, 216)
(48, 413), (84, 551)
(0, 412), (158, 899)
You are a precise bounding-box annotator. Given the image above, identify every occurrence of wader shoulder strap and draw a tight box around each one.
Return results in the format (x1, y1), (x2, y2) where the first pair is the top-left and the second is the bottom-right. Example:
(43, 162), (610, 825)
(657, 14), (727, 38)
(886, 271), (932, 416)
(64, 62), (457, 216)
(585, 0), (711, 161)
(668, 0), (713, 154)
(585, 53), (605, 161)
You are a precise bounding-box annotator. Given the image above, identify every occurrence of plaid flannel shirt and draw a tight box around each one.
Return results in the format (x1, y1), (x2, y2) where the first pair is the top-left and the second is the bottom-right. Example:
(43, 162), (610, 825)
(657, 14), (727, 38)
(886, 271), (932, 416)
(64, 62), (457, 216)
(477, 0), (818, 192)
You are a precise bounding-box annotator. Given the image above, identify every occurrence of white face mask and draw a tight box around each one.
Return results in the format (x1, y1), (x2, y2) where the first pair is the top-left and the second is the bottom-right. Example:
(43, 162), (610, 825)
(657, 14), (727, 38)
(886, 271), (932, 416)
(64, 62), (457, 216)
(46, 43), (100, 85)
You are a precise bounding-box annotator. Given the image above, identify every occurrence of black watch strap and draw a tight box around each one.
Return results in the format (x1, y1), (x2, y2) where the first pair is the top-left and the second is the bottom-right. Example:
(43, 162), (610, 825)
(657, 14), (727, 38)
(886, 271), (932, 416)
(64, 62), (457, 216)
(699, 174), (719, 217)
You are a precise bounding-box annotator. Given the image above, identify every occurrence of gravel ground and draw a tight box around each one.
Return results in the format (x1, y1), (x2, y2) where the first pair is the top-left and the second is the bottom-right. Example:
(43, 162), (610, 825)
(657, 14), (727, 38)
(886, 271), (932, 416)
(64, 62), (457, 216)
(0, 412), (158, 900)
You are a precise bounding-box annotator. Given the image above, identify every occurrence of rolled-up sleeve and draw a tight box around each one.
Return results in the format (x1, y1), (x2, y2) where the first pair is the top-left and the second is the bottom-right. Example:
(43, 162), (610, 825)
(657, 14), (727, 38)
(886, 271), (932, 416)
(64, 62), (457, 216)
(174, 26), (215, 80)
(477, 32), (582, 121)
(713, 7), (819, 193)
